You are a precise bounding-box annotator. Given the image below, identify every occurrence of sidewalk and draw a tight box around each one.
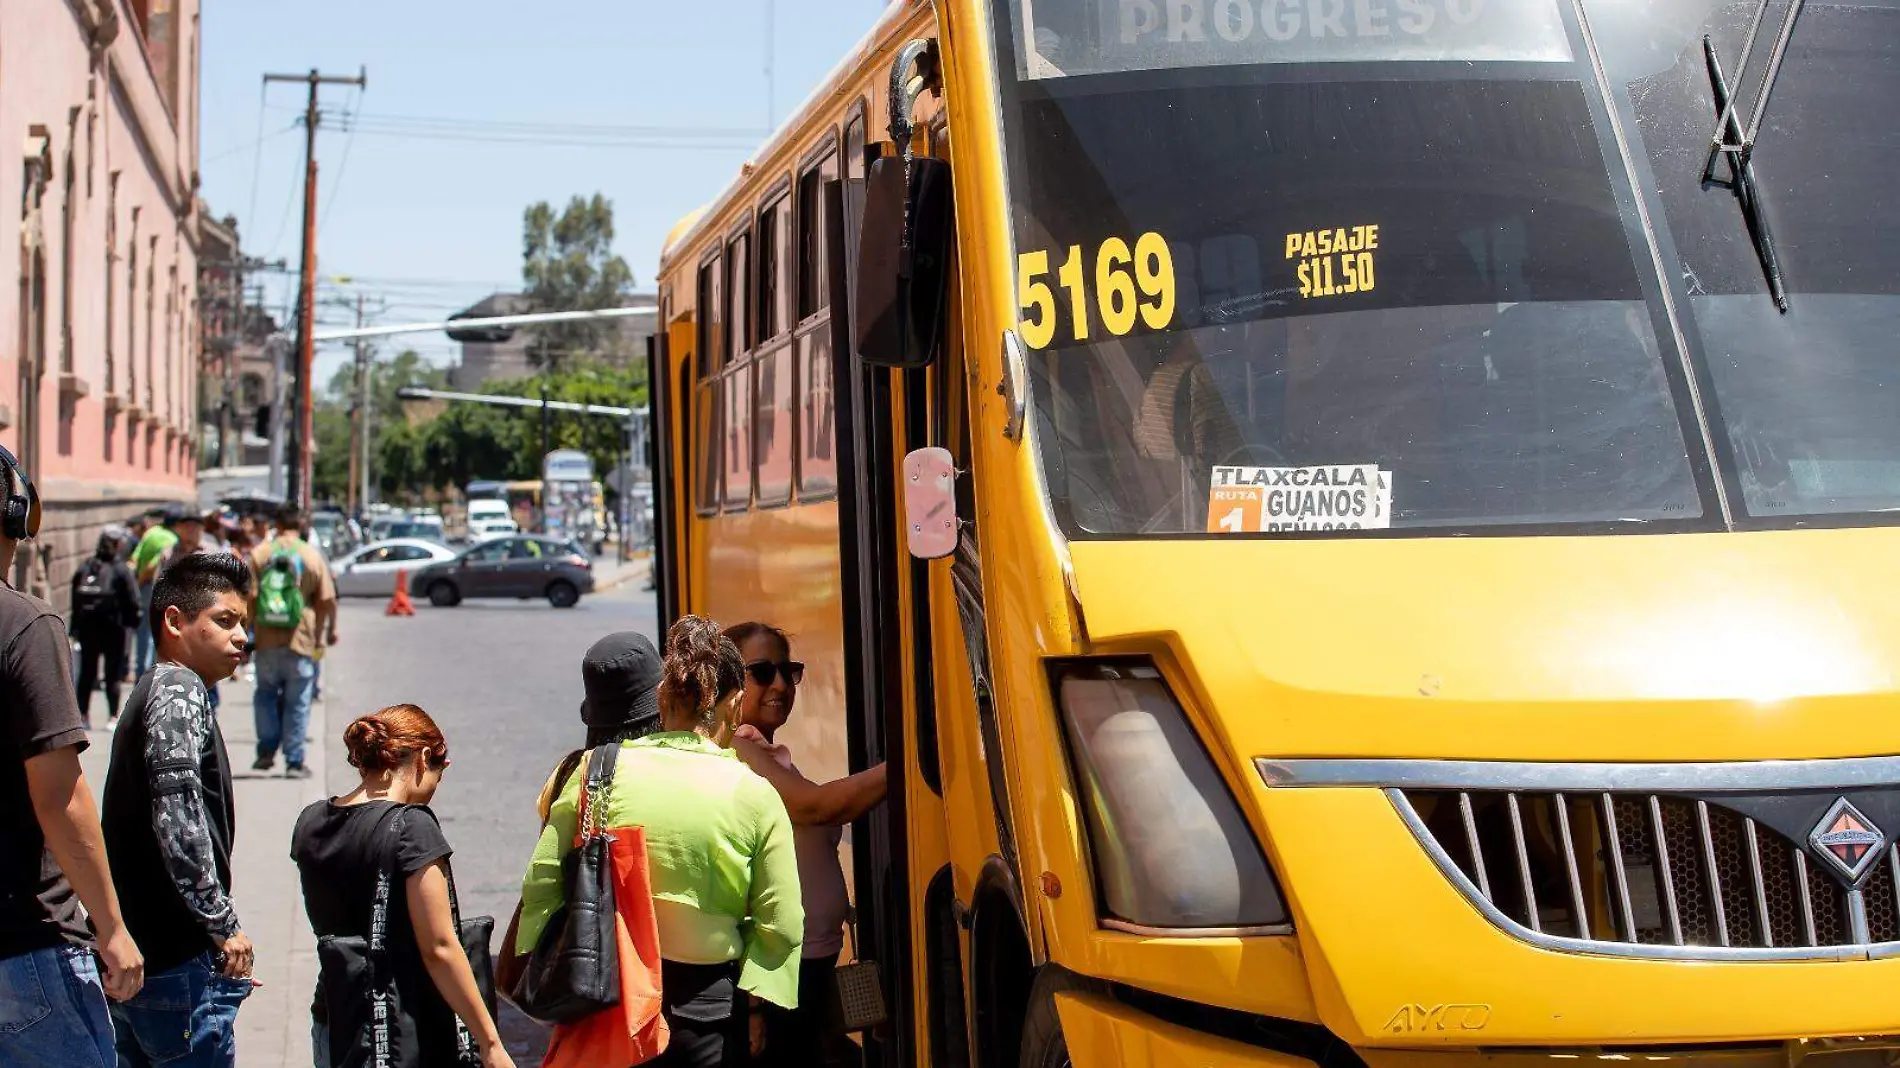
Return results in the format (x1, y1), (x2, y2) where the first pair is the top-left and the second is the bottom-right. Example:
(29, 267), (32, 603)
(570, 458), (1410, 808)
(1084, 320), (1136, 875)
(81, 669), (329, 1068)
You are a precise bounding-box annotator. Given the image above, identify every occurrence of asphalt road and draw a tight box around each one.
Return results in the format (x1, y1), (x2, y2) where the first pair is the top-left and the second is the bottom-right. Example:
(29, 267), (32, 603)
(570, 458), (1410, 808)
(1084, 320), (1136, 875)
(320, 582), (658, 1059)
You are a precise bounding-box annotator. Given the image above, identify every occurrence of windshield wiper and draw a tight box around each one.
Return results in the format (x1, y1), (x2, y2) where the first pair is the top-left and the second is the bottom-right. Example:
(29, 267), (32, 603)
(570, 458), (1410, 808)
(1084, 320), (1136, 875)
(1699, 0), (1807, 314)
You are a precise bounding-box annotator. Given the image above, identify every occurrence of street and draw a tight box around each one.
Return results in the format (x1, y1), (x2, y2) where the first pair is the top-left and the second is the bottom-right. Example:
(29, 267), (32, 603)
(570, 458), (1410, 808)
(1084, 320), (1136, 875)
(324, 578), (658, 1061)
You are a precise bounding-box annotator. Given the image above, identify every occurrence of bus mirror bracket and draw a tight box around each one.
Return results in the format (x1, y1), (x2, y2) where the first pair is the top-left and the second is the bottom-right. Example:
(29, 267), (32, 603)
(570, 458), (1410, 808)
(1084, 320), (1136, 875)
(903, 446), (958, 560)
(854, 39), (951, 370)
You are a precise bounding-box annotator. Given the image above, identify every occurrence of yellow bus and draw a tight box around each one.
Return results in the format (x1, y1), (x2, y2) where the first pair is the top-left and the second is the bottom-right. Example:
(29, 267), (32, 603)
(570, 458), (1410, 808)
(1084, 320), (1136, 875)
(651, 1), (1900, 1065)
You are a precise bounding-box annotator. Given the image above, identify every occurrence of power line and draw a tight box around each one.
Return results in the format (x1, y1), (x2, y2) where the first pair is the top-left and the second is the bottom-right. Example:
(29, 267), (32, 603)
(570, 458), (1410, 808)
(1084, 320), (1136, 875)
(244, 81), (269, 239)
(317, 87), (362, 237)
(263, 129), (307, 259)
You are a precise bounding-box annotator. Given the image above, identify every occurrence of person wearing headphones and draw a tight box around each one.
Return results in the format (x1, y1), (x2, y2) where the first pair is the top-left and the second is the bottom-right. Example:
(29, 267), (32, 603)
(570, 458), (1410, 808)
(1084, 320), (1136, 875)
(0, 445), (145, 1066)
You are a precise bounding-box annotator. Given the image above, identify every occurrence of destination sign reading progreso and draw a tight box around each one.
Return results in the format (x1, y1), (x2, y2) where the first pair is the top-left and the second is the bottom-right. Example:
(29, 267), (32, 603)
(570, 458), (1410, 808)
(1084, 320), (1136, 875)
(1010, 0), (1573, 79)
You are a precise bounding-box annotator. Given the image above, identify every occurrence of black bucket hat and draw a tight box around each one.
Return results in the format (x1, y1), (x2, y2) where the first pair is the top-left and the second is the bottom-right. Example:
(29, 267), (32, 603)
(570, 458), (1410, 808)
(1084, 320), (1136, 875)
(580, 632), (662, 736)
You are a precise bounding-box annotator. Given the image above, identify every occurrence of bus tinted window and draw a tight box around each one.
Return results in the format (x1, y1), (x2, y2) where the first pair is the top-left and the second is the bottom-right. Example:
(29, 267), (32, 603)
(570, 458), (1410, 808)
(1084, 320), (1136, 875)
(759, 195), (792, 341)
(992, 12), (1706, 536)
(797, 150), (838, 320)
(756, 346), (794, 507)
(696, 257), (722, 375)
(725, 232), (751, 362)
(1007, 0), (1571, 78)
(723, 362), (754, 511)
(1584, 0), (1900, 521)
(798, 328), (837, 499)
(693, 381), (721, 514)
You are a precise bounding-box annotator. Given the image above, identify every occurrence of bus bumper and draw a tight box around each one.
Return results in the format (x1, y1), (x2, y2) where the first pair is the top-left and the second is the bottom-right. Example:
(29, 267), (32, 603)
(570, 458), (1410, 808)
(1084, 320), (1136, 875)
(1057, 989), (1318, 1068)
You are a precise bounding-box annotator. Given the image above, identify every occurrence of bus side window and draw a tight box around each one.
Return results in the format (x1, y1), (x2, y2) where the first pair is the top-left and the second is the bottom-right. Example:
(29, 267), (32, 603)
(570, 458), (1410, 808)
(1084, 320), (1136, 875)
(693, 377), (722, 516)
(694, 256), (724, 515)
(797, 145), (841, 500)
(723, 228), (754, 512)
(756, 194), (795, 509)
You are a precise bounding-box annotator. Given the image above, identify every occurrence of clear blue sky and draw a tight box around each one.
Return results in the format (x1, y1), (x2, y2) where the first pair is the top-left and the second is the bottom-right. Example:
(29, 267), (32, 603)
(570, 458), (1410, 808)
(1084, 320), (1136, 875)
(198, 1), (887, 382)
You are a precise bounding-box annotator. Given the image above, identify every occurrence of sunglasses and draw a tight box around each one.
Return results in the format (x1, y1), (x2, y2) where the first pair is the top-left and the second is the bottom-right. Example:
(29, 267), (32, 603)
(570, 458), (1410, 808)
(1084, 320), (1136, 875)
(746, 660), (805, 687)
(425, 748), (451, 772)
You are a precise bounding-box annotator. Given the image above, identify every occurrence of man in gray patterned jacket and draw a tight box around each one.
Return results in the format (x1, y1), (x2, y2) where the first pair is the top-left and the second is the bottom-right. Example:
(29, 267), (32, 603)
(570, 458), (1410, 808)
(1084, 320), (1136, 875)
(102, 553), (257, 1067)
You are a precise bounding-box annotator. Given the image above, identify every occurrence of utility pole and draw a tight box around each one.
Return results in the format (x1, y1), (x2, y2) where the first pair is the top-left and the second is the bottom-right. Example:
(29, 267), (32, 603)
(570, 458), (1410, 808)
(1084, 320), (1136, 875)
(263, 66), (366, 510)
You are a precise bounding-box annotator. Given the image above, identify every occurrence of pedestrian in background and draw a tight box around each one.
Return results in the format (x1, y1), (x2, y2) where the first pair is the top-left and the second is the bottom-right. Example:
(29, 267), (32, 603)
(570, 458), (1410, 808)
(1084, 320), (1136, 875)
(102, 552), (257, 1068)
(129, 504), (176, 678)
(70, 528), (141, 726)
(293, 705), (513, 1068)
(0, 445), (144, 1067)
(517, 616), (804, 1067)
(248, 504), (337, 779)
(724, 622), (888, 1068)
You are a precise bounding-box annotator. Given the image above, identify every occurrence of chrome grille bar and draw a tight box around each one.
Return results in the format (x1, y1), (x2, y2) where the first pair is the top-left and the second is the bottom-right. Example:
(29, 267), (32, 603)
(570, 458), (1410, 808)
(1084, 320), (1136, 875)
(1650, 795), (1685, 945)
(1745, 818), (1773, 948)
(1458, 792), (1491, 901)
(1601, 792), (1638, 940)
(1507, 793), (1540, 933)
(1697, 800), (1730, 947)
(1795, 850), (1819, 946)
(1553, 792), (1590, 939)
(1891, 845), (1900, 921)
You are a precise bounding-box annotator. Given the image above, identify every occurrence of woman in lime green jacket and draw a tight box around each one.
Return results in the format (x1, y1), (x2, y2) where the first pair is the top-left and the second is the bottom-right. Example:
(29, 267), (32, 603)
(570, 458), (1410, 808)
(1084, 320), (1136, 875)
(517, 616), (803, 1066)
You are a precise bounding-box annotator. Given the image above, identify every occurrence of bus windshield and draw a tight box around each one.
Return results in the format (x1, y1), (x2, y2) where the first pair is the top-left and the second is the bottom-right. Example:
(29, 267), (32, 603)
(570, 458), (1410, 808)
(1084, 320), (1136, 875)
(989, 0), (1900, 537)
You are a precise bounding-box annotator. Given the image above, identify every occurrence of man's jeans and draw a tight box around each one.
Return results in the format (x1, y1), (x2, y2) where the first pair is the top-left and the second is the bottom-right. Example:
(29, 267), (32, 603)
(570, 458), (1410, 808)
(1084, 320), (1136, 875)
(253, 646), (316, 767)
(110, 952), (252, 1068)
(134, 583), (156, 677)
(0, 944), (116, 1068)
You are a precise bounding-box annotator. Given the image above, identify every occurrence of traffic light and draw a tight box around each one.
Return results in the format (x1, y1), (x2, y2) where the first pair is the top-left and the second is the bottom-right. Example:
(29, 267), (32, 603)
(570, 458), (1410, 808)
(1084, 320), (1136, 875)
(446, 313), (515, 344)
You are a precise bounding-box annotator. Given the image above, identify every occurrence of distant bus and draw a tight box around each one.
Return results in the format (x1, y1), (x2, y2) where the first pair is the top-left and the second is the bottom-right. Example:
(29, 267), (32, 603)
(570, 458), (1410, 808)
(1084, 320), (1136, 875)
(465, 479), (507, 500)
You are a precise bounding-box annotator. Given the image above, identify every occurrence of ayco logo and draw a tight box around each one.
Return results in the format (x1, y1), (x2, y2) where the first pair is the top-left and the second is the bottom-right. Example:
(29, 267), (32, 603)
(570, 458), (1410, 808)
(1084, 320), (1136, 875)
(1383, 1004), (1492, 1033)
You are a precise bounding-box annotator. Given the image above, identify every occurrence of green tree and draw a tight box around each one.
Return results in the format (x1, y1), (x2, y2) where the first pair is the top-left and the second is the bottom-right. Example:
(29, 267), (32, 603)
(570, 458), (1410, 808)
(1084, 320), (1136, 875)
(521, 194), (636, 370)
(311, 405), (353, 504)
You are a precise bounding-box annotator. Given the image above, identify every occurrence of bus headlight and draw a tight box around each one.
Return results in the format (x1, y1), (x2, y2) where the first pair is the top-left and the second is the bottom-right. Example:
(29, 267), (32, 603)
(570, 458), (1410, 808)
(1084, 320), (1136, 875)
(1053, 659), (1288, 931)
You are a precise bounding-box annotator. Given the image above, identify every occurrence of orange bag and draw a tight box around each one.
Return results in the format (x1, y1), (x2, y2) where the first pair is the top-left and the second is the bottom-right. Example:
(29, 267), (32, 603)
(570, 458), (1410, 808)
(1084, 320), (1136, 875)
(539, 827), (669, 1068)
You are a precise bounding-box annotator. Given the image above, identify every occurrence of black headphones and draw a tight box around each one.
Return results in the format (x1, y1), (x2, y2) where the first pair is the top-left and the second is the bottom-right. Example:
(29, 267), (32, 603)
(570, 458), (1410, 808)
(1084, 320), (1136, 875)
(0, 444), (42, 541)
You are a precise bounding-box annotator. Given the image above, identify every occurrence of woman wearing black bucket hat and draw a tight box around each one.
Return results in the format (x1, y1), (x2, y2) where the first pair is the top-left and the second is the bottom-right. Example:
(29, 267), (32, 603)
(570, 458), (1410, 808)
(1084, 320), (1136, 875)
(530, 632), (667, 822)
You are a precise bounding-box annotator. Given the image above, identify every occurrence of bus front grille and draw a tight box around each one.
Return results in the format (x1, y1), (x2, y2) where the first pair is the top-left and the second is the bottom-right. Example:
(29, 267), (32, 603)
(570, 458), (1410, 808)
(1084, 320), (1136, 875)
(1399, 790), (1900, 954)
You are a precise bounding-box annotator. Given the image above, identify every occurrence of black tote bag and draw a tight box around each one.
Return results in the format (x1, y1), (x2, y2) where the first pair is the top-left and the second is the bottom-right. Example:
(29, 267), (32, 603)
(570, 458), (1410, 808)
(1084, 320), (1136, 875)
(317, 805), (495, 1068)
(508, 742), (623, 1024)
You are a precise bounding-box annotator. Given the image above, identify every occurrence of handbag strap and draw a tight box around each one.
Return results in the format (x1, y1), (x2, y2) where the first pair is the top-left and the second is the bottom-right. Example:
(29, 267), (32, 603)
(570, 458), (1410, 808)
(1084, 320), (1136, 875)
(576, 742), (620, 841)
(369, 804), (480, 1067)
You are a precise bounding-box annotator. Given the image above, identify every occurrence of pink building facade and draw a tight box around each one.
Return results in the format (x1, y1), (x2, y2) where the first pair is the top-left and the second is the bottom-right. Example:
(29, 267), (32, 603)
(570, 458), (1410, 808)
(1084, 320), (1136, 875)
(1, 0), (202, 607)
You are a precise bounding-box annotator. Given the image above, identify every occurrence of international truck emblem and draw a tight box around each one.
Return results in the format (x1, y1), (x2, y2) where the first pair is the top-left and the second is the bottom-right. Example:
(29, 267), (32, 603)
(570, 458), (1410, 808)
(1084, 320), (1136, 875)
(1809, 798), (1885, 882)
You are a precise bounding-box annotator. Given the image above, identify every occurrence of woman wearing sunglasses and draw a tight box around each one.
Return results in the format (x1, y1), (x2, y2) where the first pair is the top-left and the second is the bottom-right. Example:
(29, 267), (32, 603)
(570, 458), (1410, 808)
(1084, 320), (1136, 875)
(291, 705), (511, 1068)
(724, 623), (888, 1068)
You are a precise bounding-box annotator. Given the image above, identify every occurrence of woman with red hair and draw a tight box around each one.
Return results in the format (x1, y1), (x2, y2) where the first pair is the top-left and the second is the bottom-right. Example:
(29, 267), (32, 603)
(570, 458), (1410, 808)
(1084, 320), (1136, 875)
(291, 705), (512, 1068)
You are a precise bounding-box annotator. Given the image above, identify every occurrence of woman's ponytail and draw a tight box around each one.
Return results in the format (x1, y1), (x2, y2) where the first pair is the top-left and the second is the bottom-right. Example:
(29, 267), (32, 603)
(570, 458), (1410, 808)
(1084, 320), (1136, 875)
(658, 615), (745, 730)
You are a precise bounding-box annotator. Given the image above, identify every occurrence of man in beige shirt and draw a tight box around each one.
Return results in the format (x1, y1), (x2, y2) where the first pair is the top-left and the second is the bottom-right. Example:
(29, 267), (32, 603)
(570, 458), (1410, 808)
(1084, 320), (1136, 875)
(246, 505), (336, 779)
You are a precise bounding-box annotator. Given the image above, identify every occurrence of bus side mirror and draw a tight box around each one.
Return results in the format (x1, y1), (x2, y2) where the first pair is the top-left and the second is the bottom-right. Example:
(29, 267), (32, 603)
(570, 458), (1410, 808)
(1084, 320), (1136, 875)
(854, 155), (952, 369)
(903, 446), (957, 560)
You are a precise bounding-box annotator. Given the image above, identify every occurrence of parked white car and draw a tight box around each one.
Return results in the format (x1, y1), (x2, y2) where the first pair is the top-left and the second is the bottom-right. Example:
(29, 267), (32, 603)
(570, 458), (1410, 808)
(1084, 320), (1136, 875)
(331, 538), (459, 597)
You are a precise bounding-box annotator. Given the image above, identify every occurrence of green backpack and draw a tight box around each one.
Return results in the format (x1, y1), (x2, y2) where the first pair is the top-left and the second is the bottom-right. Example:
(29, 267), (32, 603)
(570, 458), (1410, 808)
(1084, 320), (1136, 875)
(257, 543), (307, 630)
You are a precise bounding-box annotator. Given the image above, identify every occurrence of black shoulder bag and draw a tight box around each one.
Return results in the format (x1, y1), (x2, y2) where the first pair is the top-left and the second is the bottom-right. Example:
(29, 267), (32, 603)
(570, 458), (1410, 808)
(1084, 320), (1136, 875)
(508, 741), (622, 1024)
(317, 805), (496, 1068)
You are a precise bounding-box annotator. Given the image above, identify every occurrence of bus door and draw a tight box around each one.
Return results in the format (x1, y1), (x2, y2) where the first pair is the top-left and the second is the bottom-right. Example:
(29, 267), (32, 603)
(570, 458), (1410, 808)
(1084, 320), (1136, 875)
(832, 101), (1011, 1068)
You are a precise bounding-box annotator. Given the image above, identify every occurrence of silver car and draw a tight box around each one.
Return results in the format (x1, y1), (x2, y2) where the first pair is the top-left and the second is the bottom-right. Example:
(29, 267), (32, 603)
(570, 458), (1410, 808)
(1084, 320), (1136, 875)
(332, 538), (460, 597)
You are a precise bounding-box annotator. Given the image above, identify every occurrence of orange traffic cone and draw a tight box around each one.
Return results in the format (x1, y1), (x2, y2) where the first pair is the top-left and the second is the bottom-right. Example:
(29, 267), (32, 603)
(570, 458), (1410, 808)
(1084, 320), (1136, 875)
(386, 570), (416, 616)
